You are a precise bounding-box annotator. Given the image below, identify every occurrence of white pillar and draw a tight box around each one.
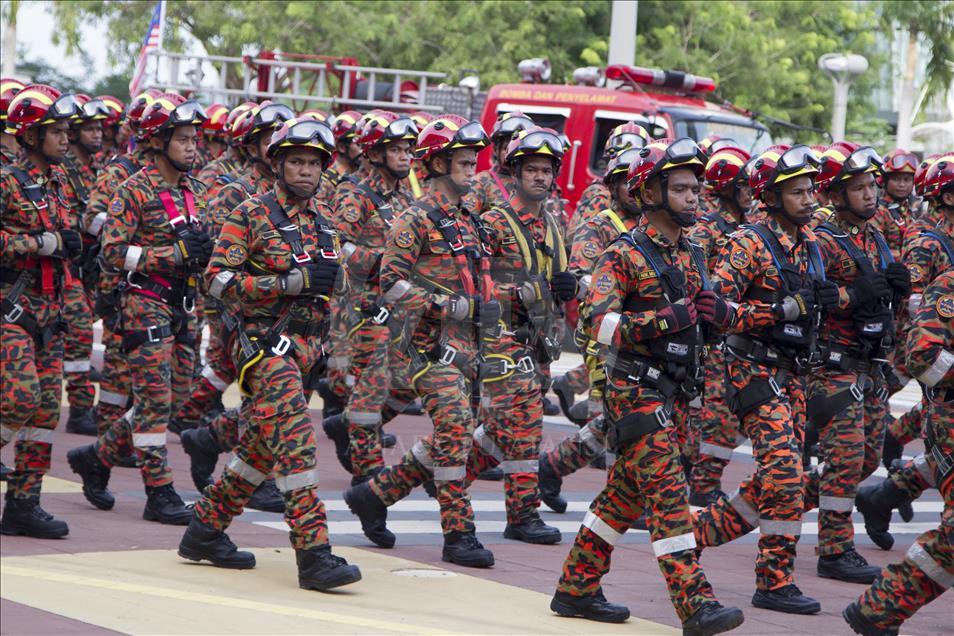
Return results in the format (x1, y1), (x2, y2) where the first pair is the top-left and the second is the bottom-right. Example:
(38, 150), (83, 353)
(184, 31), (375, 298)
(608, 1), (637, 66)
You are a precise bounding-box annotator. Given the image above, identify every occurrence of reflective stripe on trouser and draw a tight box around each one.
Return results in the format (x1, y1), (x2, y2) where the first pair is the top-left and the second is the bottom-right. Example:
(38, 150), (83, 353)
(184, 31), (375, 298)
(805, 371), (886, 557)
(1, 321), (64, 498)
(194, 352), (328, 549)
(62, 281), (96, 409)
(691, 345), (741, 494)
(96, 321), (133, 440)
(557, 411), (717, 623)
(695, 356), (805, 590)
(466, 340), (544, 524)
(172, 313), (235, 429)
(94, 295), (196, 487)
(371, 363), (476, 535)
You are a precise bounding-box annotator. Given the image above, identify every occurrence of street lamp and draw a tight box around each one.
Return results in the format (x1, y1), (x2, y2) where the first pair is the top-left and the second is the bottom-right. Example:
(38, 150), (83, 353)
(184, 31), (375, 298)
(818, 53), (869, 141)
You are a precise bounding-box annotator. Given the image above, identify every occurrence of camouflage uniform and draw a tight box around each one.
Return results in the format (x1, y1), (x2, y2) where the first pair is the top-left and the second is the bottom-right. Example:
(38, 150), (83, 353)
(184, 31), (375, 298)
(1, 158), (72, 499)
(468, 167), (514, 214)
(557, 214), (720, 622)
(567, 180), (610, 245)
(196, 153), (245, 203)
(334, 171), (416, 479)
(0, 144), (18, 167)
(685, 201), (746, 498)
(94, 161), (202, 485)
(874, 194), (917, 262)
(692, 215), (821, 592)
(849, 270), (954, 633)
(364, 188), (488, 536)
(194, 185), (341, 549)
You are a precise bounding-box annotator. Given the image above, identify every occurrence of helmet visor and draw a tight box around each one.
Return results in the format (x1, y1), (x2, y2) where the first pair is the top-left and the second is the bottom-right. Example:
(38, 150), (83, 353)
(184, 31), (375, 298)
(256, 103), (295, 128)
(80, 99), (112, 121)
(845, 146), (882, 174)
(383, 117), (419, 142)
(518, 130), (564, 156)
(608, 147), (641, 177)
(49, 94), (82, 120)
(170, 100), (207, 126)
(665, 137), (706, 164)
(455, 121), (489, 146)
(495, 114), (533, 136)
(285, 119), (334, 148)
(609, 132), (648, 152)
(778, 145), (821, 175)
(708, 138), (738, 154)
(886, 151), (918, 172)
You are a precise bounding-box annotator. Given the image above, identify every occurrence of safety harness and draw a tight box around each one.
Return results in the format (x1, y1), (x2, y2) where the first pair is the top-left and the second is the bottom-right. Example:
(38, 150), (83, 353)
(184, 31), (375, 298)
(921, 229), (954, 265)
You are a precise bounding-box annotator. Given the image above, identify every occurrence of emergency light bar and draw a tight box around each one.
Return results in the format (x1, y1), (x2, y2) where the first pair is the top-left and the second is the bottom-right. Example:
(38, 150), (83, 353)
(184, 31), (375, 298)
(605, 65), (716, 93)
(517, 58), (552, 83)
(572, 66), (606, 87)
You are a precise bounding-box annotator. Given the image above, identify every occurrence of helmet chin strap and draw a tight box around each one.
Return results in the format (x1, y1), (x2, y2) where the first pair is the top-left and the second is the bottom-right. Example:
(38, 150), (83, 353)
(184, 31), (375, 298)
(278, 158), (319, 200)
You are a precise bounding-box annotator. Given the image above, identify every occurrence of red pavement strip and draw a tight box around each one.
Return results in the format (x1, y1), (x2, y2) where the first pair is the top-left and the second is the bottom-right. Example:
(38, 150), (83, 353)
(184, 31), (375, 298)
(1, 408), (950, 635)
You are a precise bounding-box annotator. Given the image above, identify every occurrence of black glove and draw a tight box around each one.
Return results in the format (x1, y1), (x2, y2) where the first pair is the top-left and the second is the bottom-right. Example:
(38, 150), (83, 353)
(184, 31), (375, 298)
(885, 262), (912, 297)
(814, 279), (841, 311)
(851, 273), (891, 307)
(695, 290), (732, 329)
(283, 260), (339, 296)
(446, 294), (476, 321)
(654, 299), (697, 334)
(549, 271), (578, 302)
(58, 229), (83, 260)
(178, 229), (213, 268)
(479, 299), (501, 329)
(774, 288), (816, 321)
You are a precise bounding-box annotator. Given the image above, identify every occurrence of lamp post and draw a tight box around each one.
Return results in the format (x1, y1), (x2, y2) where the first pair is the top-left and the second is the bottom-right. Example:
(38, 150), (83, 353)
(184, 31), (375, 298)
(818, 53), (868, 141)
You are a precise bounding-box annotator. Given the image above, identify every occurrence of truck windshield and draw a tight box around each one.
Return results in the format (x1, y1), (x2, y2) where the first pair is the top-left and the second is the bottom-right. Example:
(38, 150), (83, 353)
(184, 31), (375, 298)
(678, 119), (773, 155)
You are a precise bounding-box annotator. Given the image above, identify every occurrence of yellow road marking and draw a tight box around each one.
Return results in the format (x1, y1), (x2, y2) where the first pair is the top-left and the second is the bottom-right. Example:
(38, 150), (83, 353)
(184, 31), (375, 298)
(0, 476), (82, 495)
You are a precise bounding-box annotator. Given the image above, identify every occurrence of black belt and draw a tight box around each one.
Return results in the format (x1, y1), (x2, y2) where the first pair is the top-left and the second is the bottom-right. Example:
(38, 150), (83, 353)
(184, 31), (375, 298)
(126, 272), (196, 312)
(725, 334), (799, 372)
(606, 350), (685, 400)
(246, 317), (326, 339)
(819, 344), (883, 375)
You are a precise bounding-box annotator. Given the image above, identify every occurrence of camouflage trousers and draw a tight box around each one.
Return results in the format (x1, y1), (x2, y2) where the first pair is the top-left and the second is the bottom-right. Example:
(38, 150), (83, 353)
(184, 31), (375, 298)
(466, 341), (544, 524)
(805, 370), (887, 556)
(344, 319), (415, 478)
(692, 359), (805, 591)
(174, 311), (235, 429)
(194, 351), (328, 550)
(92, 276), (131, 435)
(323, 293), (353, 404)
(62, 280), (96, 410)
(95, 294), (196, 486)
(543, 351), (608, 477)
(889, 397), (926, 446)
(557, 386), (717, 622)
(370, 361), (476, 535)
(855, 400), (953, 631)
(1, 321), (64, 498)
(562, 361), (590, 394)
(691, 345), (744, 495)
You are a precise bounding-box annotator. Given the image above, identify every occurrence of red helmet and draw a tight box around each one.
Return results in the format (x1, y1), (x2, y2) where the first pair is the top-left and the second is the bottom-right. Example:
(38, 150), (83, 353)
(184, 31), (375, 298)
(881, 148), (918, 175)
(138, 93), (207, 142)
(243, 101), (294, 144)
(749, 144), (820, 200)
(95, 95), (125, 127)
(201, 103), (230, 139)
(415, 114), (489, 162)
(810, 144), (828, 154)
(225, 102), (256, 145)
(506, 126), (565, 171)
(266, 117), (335, 166)
(627, 137), (706, 194)
(331, 110), (362, 142)
(298, 108), (329, 122)
(126, 88), (163, 128)
(816, 141), (880, 192)
(357, 111), (418, 153)
(699, 134), (740, 157)
(0, 77), (25, 122)
(604, 121), (650, 158)
(6, 84), (81, 136)
(409, 111), (435, 130)
(704, 146), (752, 193)
(490, 110), (534, 144)
(603, 146), (641, 185)
(921, 153), (954, 200)
(915, 154), (943, 197)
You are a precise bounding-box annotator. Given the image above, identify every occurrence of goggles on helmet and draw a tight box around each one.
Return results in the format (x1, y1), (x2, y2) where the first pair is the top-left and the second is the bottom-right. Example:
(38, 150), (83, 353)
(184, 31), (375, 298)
(885, 152), (918, 172)
(608, 131), (647, 152)
(518, 130), (564, 155)
(170, 100), (207, 126)
(284, 119), (334, 147)
(844, 146), (882, 174)
(663, 137), (707, 165)
(777, 145), (821, 175)
(49, 94), (82, 120)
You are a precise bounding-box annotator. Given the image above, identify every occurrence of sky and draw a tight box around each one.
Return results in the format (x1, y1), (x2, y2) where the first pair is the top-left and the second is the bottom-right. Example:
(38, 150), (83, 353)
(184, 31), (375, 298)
(1, 2), (111, 83)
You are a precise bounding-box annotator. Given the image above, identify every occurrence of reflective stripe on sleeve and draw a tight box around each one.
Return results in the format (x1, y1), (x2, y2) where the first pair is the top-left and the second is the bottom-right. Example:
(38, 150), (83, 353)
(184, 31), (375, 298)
(275, 469), (318, 492)
(123, 245), (142, 271)
(201, 365), (230, 392)
(907, 541), (954, 588)
(596, 312), (621, 346)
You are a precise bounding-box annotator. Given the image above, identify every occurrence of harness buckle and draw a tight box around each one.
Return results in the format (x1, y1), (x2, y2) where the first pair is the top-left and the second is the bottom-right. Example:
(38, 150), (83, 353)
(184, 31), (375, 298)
(320, 249), (338, 260)
(514, 356), (536, 374)
(3, 303), (24, 324)
(438, 345), (458, 366)
(850, 382), (864, 402)
(293, 252), (312, 264)
(768, 376), (782, 397)
(182, 294), (196, 313)
(654, 406), (671, 428)
(146, 325), (163, 344)
(371, 306), (390, 325)
(271, 334), (292, 356)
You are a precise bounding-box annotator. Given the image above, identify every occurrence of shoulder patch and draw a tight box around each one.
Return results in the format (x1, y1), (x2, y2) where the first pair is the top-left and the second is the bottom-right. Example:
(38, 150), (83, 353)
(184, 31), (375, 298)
(594, 273), (614, 294)
(937, 294), (954, 319)
(110, 198), (124, 214)
(582, 241), (599, 259)
(395, 230), (415, 249)
(908, 263), (924, 283)
(342, 207), (361, 223)
(729, 247), (751, 270)
(225, 244), (247, 266)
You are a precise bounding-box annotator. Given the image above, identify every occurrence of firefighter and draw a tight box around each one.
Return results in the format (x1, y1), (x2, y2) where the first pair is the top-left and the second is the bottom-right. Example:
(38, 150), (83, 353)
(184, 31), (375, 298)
(843, 268), (954, 636)
(464, 126), (570, 544)
(0, 78), (24, 166)
(875, 148), (919, 261)
(0, 84), (81, 538)
(538, 145), (645, 513)
(196, 102), (230, 167)
(94, 94), (126, 159)
(552, 138), (744, 634)
(804, 142), (910, 584)
(322, 111), (418, 481)
(469, 110), (533, 214)
(686, 144), (752, 507)
(344, 115), (498, 568)
(68, 94), (211, 525)
(176, 116), (361, 591)
(691, 145), (837, 614)
(195, 101), (256, 198)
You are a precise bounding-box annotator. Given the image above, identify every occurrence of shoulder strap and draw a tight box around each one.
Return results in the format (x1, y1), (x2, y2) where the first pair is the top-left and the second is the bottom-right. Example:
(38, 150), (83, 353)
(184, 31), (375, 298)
(685, 240), (711, 291)
(743, 222), (825, 287)
(495, 204), (545, 278)
(215, 174), (236, 186)
(260, 193), (312, 264)
(421, 200), (477, 296)
(921, 229), (954, 265)
(62, 159), (90, 208)
(353, 182), (394, 226)
(628, 230), (682, 300)
(816, 221), (886, 275)
(7, 166), (47, 209)
(600, 209), (628, 235)
(109, 155), (137, 175)
(704, 211), (736, 236)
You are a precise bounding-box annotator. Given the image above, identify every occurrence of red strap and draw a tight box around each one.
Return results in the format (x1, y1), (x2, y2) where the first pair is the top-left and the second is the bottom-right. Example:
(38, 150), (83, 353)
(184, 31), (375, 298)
(489, 170), (512, 206)
(157, 187), (197, 227)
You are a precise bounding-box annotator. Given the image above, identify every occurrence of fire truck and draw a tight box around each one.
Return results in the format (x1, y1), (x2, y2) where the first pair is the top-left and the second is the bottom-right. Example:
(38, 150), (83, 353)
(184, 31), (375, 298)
(147, 51), (773, 212)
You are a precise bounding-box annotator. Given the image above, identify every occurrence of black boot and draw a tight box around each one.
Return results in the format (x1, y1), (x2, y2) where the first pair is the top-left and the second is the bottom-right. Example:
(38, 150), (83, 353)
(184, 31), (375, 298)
(504, 512), (562, 544)
(317, 378), (345, 420)
(589, 452), (607, 470)
(751, 584), (820, 615)
(550, 590), (629, 623)
(421, 480), (437, 498)
(689, 489), (727, 508)
(167, 415), (196, 437)
(321, 414), (353, 473)
(343, 482), (395, 548)
(567, 400), (591, 426)
(842, 600), (900, 636)
(477, 466), (504, 481)
(818, 549), (882, 584)
(682, 602), (744, 636)
(67, 444), (115, 510)
(247, 479), (285, 513)
(552, 376), (582, 424)
(178, 516), (255, 569)
(143, 484), (193, 525)
(381, 431), (397, 448)
(539, 454), (567, 513)
(442, 531), (494, 568)
(296, 544), (361, 591)
(402, 400), (424, 416)
(855, 478), (912, 551)
(66, 406), (97, 435)
(881, 430), (903, 470)
(542, 395), (561, 416)
(181, 427), (221, 492)
(1, 493), (69, 539)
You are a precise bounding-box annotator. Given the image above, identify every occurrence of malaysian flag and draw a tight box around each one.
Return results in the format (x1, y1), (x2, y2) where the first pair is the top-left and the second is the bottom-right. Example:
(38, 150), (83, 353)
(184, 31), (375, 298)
(128, 1), (164, 97)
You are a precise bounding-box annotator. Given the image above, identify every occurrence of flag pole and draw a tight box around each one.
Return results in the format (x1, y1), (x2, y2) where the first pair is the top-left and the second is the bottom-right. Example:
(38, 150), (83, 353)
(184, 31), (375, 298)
(155, 0), (167, 85)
